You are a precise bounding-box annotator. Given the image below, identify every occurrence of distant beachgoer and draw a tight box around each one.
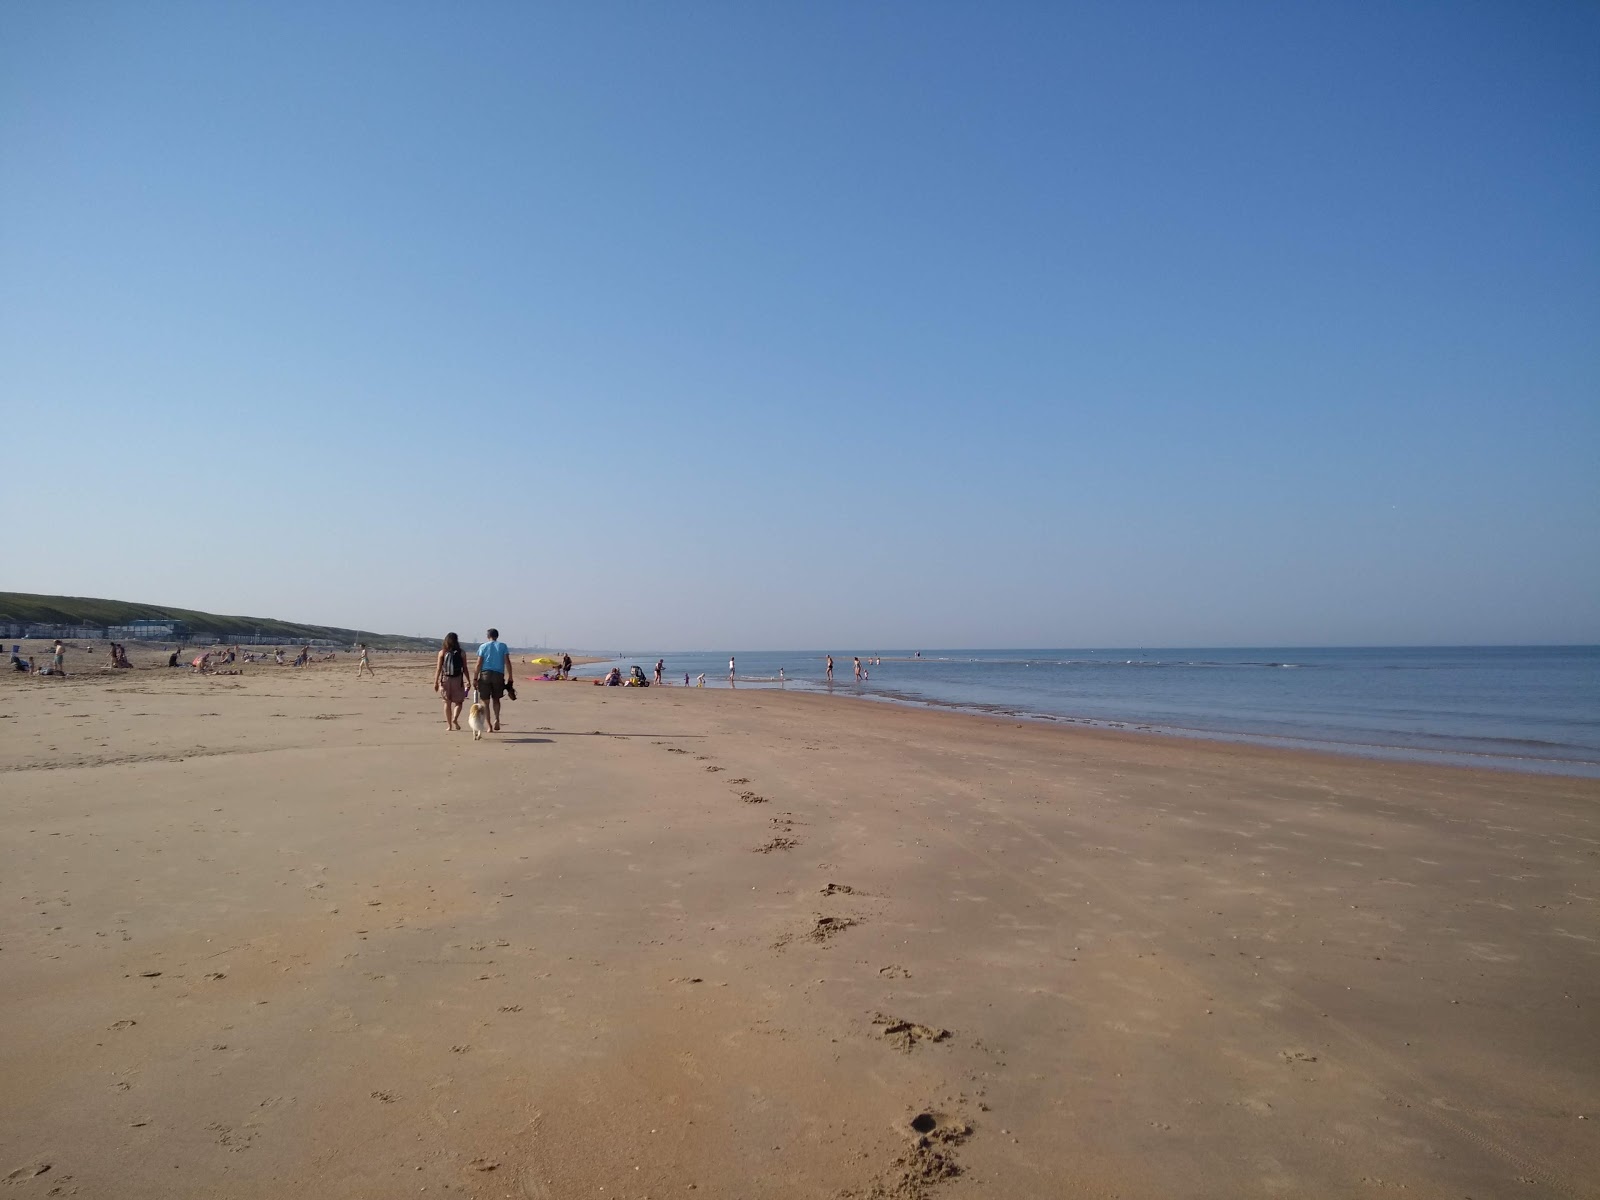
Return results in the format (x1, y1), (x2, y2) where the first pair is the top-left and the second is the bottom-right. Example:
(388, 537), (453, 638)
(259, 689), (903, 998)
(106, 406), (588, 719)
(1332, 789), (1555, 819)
(779, 667), (785, 685)
(683, 672), (689, 686)
(696, 673), (706, 688)
(274, 648), (285, 666)
(52, 640), (65, 677)
(355, 642), (375, 678)
(433, 632), (469, 731)
(728, 655), (735, 682)
(853, 656), (861, 682)
(562, 653), (572, 679)
(825, 655), (833, 683)
(473, 627), (513, 732)
(654, 659), (664, 686)
(168, 649), (180, 668)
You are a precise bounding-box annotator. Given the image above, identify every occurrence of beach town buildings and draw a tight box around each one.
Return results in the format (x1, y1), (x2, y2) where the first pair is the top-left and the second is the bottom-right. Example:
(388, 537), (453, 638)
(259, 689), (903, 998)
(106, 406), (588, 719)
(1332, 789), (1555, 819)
(106, 619), (189, 641)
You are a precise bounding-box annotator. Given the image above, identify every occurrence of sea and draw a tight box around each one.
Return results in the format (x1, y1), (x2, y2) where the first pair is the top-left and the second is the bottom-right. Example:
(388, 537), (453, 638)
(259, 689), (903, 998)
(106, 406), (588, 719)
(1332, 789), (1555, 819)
(568, 646), (1600, 778)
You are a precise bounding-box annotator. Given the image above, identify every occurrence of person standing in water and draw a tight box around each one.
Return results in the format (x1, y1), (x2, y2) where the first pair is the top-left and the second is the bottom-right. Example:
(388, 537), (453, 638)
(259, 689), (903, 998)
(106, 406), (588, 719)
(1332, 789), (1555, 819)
(728, 655), (736, 684)
(825, 655), (834, 683)
(853, 656), (862, 682)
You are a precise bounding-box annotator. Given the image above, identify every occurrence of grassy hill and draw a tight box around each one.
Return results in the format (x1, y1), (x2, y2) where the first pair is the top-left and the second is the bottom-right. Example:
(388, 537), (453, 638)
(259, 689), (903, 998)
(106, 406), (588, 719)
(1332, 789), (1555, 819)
(0, 592), (435, 649)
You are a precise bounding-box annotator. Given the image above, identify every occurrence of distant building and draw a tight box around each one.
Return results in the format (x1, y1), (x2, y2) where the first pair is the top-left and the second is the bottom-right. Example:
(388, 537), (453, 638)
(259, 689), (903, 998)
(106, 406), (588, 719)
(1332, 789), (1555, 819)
(22, 624), (104, 640)
(108, 619), (189, 641)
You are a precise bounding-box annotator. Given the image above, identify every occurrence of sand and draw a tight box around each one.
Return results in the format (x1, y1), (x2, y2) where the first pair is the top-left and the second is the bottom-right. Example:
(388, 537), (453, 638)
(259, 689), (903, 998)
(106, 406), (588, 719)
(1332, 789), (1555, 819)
(1, 653), (1596, 1198)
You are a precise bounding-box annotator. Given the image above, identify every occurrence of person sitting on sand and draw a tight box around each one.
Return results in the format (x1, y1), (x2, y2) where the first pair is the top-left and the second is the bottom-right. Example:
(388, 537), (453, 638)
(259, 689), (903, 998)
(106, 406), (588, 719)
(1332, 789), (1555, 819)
(594, 666), (623, 686)
(168, 649), (181, 668)
(274, 648), (285, 666)
(11, 647), (28, 673)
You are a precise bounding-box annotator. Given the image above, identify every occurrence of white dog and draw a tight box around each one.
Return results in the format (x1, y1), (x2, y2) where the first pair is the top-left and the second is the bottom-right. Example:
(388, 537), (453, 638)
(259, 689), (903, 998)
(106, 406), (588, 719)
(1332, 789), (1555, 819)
(464, 700), (490, 741)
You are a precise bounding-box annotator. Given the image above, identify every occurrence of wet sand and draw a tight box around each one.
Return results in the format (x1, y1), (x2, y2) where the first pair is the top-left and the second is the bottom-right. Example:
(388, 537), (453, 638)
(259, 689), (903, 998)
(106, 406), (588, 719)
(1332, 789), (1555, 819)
(2, 655), (1597, 1198)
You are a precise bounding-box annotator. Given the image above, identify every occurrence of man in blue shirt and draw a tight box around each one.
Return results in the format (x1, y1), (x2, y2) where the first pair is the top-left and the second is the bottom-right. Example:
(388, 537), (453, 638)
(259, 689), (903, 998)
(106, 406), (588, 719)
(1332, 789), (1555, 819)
(473, 627), (515, 733)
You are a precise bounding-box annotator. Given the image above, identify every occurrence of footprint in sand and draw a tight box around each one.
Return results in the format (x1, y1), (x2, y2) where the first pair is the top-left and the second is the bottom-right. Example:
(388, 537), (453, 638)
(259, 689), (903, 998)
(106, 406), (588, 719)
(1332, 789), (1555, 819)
(754, 837), (798, 854)
(705, 765), (725, 773)
(740, 791), (767, 804)
(807, 915), (860, 943)
(854, 1112), (972, 1197)
(728, 777), (751, 785)
(873, 1013), (951, 1053)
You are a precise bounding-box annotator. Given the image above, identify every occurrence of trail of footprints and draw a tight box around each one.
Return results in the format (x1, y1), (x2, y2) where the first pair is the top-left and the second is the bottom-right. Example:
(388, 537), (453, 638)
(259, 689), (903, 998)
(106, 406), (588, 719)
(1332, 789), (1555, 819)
(648, 735), (975, 1194)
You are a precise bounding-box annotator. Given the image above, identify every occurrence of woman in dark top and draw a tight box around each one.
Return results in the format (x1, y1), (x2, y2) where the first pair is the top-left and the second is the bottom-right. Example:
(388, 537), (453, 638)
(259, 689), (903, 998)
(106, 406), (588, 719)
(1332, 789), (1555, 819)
(433, 632), (470, 731)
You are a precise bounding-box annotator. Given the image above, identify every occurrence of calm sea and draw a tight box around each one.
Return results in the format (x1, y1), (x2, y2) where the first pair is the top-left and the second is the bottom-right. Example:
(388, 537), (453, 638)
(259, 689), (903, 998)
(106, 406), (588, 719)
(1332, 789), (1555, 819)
(571, 647), (1600, 778)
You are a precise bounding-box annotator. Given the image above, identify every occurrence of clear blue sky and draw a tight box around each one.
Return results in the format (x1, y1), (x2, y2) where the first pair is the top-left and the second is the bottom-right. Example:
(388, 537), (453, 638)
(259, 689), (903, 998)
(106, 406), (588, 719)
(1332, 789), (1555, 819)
(3, 2), (1596, 648)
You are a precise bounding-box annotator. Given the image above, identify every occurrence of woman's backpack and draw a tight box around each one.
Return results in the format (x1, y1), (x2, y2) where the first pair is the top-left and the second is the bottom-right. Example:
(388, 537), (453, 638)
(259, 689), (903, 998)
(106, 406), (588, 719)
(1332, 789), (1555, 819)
(443, 648), (465, 678)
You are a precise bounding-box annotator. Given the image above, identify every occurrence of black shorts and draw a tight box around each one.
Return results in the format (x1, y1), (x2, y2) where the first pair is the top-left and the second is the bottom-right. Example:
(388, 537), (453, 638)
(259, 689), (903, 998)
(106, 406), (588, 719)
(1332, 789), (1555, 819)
(477, 669), (505, 701)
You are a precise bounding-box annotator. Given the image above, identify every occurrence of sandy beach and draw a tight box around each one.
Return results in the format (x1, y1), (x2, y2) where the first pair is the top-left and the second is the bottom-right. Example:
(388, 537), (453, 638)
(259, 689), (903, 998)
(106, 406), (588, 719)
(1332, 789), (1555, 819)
(2, 652), (1596, 1199)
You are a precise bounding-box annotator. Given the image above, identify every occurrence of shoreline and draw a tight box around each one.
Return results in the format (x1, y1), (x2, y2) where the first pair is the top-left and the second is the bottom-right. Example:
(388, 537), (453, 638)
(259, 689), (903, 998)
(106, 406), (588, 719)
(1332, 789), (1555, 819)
(10, 642), (1597, 778)
(571, 654), (1600, 779)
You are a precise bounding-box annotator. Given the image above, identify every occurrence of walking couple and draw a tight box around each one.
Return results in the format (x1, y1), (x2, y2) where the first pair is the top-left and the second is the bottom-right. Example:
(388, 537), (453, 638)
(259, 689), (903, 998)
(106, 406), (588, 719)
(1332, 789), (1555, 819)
(433, 627), (516, 732)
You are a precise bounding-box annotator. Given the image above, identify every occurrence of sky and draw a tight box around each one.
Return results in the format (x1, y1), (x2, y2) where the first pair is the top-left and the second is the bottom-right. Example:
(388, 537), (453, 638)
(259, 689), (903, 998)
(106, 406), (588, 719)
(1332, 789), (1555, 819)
(2, 2), (1597, 649)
